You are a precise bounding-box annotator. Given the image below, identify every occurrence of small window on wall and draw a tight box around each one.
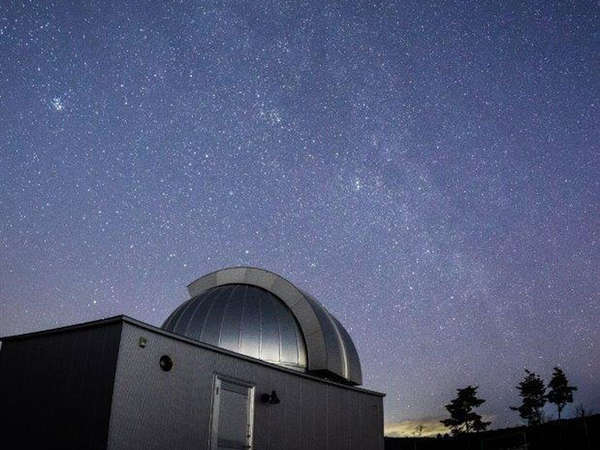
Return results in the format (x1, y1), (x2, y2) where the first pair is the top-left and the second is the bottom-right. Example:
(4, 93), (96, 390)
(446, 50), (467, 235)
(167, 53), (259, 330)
(210, 375), (255, 450)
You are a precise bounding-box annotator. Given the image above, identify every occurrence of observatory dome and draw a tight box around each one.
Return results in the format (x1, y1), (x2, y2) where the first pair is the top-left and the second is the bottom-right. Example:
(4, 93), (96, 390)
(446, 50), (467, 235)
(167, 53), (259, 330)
(162, 267), (362, 385)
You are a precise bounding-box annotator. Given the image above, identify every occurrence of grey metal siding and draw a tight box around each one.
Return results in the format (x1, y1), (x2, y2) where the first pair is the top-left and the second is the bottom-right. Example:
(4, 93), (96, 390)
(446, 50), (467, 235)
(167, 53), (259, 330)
(108, 323), (215, 450)
(108, 322), (383, 450)
(0, 322), (122, 450)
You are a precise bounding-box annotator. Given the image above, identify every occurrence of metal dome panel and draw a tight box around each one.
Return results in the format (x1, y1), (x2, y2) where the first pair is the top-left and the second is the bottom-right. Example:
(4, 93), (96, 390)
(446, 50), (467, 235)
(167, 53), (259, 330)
(163, 267), (363, 385)
(163, 284), (307, 370)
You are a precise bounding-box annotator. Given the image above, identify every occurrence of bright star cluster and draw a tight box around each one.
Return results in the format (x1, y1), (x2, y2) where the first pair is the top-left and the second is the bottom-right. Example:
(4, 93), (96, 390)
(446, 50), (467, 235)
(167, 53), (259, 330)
(1, 1), (598, 432)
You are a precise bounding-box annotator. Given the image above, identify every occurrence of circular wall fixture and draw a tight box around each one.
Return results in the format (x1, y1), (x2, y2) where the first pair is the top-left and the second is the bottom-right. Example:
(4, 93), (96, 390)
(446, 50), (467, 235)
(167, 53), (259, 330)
(159, 355), (173, 371)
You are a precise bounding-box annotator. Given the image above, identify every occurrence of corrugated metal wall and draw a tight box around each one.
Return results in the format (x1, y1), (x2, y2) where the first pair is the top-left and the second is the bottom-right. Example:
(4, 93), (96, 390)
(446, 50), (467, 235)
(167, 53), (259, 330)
(108, 322), (383, 450)
(0, 322), (122, 450)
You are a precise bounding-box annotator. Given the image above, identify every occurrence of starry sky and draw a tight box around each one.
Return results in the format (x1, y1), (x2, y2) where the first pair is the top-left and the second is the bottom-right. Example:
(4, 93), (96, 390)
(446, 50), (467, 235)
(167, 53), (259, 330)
(1, 0), (599, 435)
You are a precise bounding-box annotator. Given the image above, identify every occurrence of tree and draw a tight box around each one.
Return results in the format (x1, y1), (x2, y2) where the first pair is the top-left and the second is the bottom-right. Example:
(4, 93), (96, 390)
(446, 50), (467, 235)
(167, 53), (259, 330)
(413, 424), (424, 437)
(575, 403), (593, 418)
(547, 367), (577, 419)
(511, 369), (546, 425)
(441, 385), (491, 435)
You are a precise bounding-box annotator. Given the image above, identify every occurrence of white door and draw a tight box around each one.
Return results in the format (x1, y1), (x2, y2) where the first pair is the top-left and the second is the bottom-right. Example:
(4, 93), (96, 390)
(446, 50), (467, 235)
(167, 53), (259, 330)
(211, 376), (255, 450)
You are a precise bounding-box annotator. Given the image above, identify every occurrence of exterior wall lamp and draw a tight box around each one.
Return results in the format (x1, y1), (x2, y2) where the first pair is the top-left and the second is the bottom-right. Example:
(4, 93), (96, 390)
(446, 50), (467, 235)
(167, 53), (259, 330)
(260, 390), (280, 404)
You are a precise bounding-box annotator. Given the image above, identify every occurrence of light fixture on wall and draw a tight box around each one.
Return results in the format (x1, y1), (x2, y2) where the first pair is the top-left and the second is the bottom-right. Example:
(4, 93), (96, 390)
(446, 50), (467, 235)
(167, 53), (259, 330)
(260, 390), (280, 404)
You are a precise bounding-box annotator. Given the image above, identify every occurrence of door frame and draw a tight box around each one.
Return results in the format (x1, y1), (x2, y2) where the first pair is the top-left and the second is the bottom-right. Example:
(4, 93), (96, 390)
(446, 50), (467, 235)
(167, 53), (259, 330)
(209, 373), (256, 450)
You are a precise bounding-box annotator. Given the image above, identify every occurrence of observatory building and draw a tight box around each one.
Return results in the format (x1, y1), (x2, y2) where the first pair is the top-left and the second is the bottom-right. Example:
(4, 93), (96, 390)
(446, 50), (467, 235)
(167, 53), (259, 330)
(0, 267), (384, 450)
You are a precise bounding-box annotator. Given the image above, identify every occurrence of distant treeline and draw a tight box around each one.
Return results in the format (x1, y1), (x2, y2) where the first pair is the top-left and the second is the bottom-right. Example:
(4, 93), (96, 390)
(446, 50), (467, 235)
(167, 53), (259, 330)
(385, 413), (600, 450)
(438, 367), (579, 436)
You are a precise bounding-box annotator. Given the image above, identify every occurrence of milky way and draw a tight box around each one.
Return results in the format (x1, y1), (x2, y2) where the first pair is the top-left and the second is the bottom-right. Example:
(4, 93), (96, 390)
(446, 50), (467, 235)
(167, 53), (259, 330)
(1, 1), (598, 433)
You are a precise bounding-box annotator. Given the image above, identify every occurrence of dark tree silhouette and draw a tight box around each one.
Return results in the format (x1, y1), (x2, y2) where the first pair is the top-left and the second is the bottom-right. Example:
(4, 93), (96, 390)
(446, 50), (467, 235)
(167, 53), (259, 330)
(575, 403), (593, 418)
(441, 385), (491, 435)
(547, 367), (577, 419)
(511, 369), (546, 425)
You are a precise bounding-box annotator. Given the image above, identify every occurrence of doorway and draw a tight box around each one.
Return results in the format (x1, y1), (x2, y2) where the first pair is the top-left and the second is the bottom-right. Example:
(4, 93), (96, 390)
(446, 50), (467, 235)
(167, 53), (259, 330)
(210, 375), (255, 450)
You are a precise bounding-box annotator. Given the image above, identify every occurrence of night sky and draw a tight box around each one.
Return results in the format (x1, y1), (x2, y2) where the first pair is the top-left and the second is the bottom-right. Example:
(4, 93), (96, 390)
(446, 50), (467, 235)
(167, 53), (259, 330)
(1, 0), (599, 435)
